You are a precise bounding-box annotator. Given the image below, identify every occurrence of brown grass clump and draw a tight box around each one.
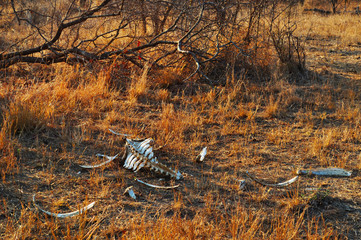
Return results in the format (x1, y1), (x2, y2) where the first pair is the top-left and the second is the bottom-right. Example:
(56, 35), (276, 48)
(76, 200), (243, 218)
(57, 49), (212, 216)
(3, 100), (53, 135)
(0, 127), (17, 181)
(262, 95), (281, 119)
(128, 63), (151, 103)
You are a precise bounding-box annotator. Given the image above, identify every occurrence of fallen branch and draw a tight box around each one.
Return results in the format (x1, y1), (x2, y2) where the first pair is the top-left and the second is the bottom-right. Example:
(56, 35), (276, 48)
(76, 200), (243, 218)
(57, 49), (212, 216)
(2, 0), (112, 62)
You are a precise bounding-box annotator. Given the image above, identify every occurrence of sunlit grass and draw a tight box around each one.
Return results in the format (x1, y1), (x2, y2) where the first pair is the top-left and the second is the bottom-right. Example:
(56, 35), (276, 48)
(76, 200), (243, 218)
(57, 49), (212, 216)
(1, 1), (361, 239)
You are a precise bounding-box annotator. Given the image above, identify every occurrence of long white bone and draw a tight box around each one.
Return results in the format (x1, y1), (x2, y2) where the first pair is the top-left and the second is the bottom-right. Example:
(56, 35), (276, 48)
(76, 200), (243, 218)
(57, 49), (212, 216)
(135, 178), (180, 189)
(33, 194), (95, 218)
(79, 154), (118, 169)
(246, 171), (299, 188)
(296, 168), (351, 177)
(109, 129), (131, 137)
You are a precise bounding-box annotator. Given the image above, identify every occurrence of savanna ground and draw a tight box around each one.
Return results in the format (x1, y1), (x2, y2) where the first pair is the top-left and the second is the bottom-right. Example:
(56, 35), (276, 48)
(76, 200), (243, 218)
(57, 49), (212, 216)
(1, 1), (361, 239)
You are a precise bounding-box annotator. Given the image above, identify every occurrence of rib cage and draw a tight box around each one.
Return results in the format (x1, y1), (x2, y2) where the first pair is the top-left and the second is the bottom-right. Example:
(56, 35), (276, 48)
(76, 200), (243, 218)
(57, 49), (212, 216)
(123, 138), (183, 180)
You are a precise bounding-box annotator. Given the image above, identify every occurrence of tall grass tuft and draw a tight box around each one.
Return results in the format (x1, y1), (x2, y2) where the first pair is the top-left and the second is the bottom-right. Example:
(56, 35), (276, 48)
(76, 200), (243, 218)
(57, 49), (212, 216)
(3, 100), (53, 135)
(0, 122), (17, 181)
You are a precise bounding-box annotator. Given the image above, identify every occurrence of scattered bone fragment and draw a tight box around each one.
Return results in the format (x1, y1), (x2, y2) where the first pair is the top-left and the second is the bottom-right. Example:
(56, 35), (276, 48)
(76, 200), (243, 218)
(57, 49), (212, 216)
(246, 171), (299, 188)
(195, 147), (207, 162)
(124, 186), (137, 200)
(135, 178), (180, 189)
(33, 194), (95, 218)
(238, 179), (247, 190)
(79, 154), (119, 169)
(109, 129), (131, 137)
(296, 168), (352, 177)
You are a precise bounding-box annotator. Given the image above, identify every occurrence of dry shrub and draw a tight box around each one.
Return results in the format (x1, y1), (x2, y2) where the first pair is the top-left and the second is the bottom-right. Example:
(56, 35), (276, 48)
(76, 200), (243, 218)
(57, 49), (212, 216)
(270, 14), (306, 79)
(152, 65), (187, 88)
(247, 40), (277, 81)
(204, 40), (276, 85)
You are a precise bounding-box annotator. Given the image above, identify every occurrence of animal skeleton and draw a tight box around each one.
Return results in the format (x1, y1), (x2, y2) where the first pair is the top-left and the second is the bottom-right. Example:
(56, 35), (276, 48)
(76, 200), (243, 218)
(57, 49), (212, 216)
(124, 138), (183, 180)
(78, 130), (183, 180)
(33, 194), (95, 218)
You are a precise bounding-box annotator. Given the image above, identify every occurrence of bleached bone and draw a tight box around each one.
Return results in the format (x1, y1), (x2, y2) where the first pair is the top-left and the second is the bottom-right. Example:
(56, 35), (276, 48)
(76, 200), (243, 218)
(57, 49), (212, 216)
(127, 138), (153, 155)
(133, 158), (142, 171)
(124, 154), (136, 169)
(109, 129), (131, 137)
(139, 138), (153, 148)
(238, 179), (247, 190)
(135, 178), (180, 189)
(144, 147), (153, 158)
(195, 147), (207, 162)
(124, 186), (136, 200)
(296, 168), (351, 177)
(246, 171), (299, 188)
(123, 138), (183, 180)
(33, 194), (95, 218)
(79, 154), (119, 169)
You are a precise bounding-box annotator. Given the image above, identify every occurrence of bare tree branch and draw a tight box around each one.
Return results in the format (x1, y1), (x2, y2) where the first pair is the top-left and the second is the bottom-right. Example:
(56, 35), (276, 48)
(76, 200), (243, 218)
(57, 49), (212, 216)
(1, 0), (112, 62)
(1, 0), (306, 82)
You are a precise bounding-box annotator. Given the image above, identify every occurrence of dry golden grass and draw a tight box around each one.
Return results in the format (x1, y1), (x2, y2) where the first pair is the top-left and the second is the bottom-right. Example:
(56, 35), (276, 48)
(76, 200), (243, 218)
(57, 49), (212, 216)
(297, 13), (361, 45)
(1, 2), (361, 240)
